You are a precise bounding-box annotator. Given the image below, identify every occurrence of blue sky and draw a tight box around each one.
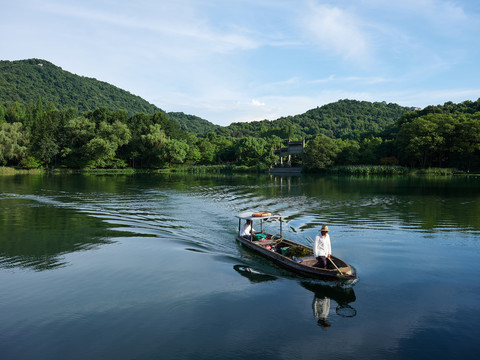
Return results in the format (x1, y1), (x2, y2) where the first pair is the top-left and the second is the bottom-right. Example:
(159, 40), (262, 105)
(2, 0), (480, 126)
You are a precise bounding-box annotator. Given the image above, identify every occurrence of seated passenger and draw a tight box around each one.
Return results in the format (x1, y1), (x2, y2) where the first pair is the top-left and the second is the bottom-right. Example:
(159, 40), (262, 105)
(240, 220), (255, 240)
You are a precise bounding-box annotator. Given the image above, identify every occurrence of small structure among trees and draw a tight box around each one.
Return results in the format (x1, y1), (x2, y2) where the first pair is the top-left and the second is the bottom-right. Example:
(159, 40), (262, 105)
(274, 137), (305, 166)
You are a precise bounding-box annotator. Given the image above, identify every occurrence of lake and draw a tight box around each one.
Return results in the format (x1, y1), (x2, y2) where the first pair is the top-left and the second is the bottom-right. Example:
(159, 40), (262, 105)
(1, 173), (479, 360)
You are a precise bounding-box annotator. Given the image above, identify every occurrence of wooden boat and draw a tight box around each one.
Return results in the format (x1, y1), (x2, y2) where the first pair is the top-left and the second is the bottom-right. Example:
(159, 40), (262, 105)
(235, 212), (357, 281)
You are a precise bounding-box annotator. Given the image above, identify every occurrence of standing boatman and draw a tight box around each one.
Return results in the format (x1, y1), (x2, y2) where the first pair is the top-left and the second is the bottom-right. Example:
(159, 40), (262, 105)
(314, 225), (331, 268)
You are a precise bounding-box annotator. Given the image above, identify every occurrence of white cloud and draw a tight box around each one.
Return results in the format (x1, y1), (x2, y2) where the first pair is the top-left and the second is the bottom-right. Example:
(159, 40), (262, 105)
(4, 0), (479, 127)
(301, 2), (372, 65)
(37, 0), (261, 57)
(310, 75), (335, 84)
(251, 99), (265, 107)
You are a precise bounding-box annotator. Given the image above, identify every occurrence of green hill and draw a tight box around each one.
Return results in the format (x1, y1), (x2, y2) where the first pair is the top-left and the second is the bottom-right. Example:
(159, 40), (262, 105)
(224, 99), (411, 140)
(284, 99), (411, 138)
(0, 58), (160, 115)
(1, 59), (411, 140)
(167, 112), (220, 134)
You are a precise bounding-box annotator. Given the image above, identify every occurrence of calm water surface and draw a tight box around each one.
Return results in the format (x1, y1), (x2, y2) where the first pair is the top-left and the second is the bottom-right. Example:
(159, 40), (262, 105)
(1, 174), (479, 359)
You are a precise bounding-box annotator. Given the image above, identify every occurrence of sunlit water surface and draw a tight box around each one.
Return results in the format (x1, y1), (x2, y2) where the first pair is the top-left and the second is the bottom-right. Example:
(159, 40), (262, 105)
(1, 174), (479, 359)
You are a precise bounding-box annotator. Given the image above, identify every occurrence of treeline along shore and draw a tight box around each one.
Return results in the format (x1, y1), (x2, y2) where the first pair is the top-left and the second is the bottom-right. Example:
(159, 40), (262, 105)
(1, 59), (479, 174)
(1, 98), (480, 174)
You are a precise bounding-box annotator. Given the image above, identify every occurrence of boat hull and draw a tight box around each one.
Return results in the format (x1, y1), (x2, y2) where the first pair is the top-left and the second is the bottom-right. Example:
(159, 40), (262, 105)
(236, 235), (357, 281)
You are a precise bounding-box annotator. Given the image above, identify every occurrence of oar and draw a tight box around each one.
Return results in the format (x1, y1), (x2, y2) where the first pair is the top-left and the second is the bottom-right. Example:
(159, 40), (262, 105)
(328, 257), (347, 278)
(306, 235), (314, 246)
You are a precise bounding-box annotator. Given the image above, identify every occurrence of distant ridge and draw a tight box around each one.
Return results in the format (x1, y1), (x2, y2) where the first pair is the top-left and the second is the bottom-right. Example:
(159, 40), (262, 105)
(167, 111), (220, 134)
(0, 58), (161, 115)
(1, 59), (411, 138)
(223, 99), (411, 139)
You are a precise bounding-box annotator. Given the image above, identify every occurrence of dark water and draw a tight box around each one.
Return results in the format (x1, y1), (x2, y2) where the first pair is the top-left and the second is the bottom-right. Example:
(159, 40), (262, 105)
(1, 174), (479, 360)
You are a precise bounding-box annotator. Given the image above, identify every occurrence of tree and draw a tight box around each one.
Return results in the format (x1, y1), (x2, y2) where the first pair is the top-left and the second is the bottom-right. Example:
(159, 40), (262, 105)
(62, 116), (96, 167)
(84, 120), (131, 168)
(140, 123), (168, 167)
(62, 117), (131, 168)
(196, 138), (217, 164)
(0, 105), (5, 124)
(234, 137), (268, 166)
(5, 103), (26, 123)
(358, 137), (383, 164)
(0, 122), (29, 165)
(450, 114), (480, 170)
(335, 139), (360, 165)
(396, 115), (445, 167)
(214, 136), (236, 163)
(304, 135), (340, 171)
(162, 139), (189, 165)
(29, 104), (61, 167)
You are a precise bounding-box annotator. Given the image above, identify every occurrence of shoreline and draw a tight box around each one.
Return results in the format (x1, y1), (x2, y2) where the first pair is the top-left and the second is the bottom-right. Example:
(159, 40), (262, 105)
(2, 165), (478, 177)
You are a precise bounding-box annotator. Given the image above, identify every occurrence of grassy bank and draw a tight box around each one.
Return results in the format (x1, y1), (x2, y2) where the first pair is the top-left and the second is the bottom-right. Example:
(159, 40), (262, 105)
(327, 165), (409, 175)
(155, 164), (264, 174)
(324, 165), (476, 176)
(0, 167), (45, 175)
(0, 164), (262, 175)
(1, 165), (476, 176)
(408, 167), (461, 176)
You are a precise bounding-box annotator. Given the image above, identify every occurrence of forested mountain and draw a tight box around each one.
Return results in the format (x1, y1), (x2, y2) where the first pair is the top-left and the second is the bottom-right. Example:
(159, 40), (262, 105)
(0, 59), (160, 115)
(2, 58), (479, 172)
(167, 112), (220, 134)
(1, 59), (409, 139)
(394, 98), (480, 169)
(223, 99), (410, 140)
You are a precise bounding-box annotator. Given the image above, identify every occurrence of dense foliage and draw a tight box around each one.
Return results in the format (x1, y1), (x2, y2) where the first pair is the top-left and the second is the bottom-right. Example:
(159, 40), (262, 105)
(0, 102), (277, 170)
(221, 99), (410, 140)
(1, 59), (479, 172)
(303, 99), (480, 172)
(395, 101), (480, 170)
(167, 112), (220, 134)
(1, 98), (479, 172)
(0, 59), (160, 115)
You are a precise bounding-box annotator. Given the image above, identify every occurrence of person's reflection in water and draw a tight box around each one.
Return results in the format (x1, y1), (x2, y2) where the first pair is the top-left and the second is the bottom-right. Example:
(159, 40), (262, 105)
(312, 295), (331, 328)
(303, 281), (357, 328)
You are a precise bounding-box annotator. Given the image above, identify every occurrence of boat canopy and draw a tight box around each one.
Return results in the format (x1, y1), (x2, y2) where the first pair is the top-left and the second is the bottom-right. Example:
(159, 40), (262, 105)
(235, 212), (285, 221)
(236, 212), (285, 237)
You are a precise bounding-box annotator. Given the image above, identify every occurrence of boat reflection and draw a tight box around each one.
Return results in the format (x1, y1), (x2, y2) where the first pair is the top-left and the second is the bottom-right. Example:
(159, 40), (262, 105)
(233, 265), (278, 283)
(233, 265), (357, 327)
(301, 281), (357, 328)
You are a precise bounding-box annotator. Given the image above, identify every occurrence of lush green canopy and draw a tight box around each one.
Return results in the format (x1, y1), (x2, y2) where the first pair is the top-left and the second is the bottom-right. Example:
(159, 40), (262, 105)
(1, 59), (479, 172)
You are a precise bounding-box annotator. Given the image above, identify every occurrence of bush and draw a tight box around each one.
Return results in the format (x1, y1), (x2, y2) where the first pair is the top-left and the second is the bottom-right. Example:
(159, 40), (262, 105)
(412, 167), (460, 176)
(19, 156), (42, 169)
(328, 165), (408, 175)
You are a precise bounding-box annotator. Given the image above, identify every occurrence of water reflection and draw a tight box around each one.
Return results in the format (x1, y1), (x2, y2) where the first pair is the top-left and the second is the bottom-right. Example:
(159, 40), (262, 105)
(268, 175), (480, 233)
(233, 265), (278, 283)
(0, 198), (116, 271)
(233, 263), (358, 328)
(1, 173), (479, 273)
(313, 296), (331, 328)
(301, 281), (357, 327)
